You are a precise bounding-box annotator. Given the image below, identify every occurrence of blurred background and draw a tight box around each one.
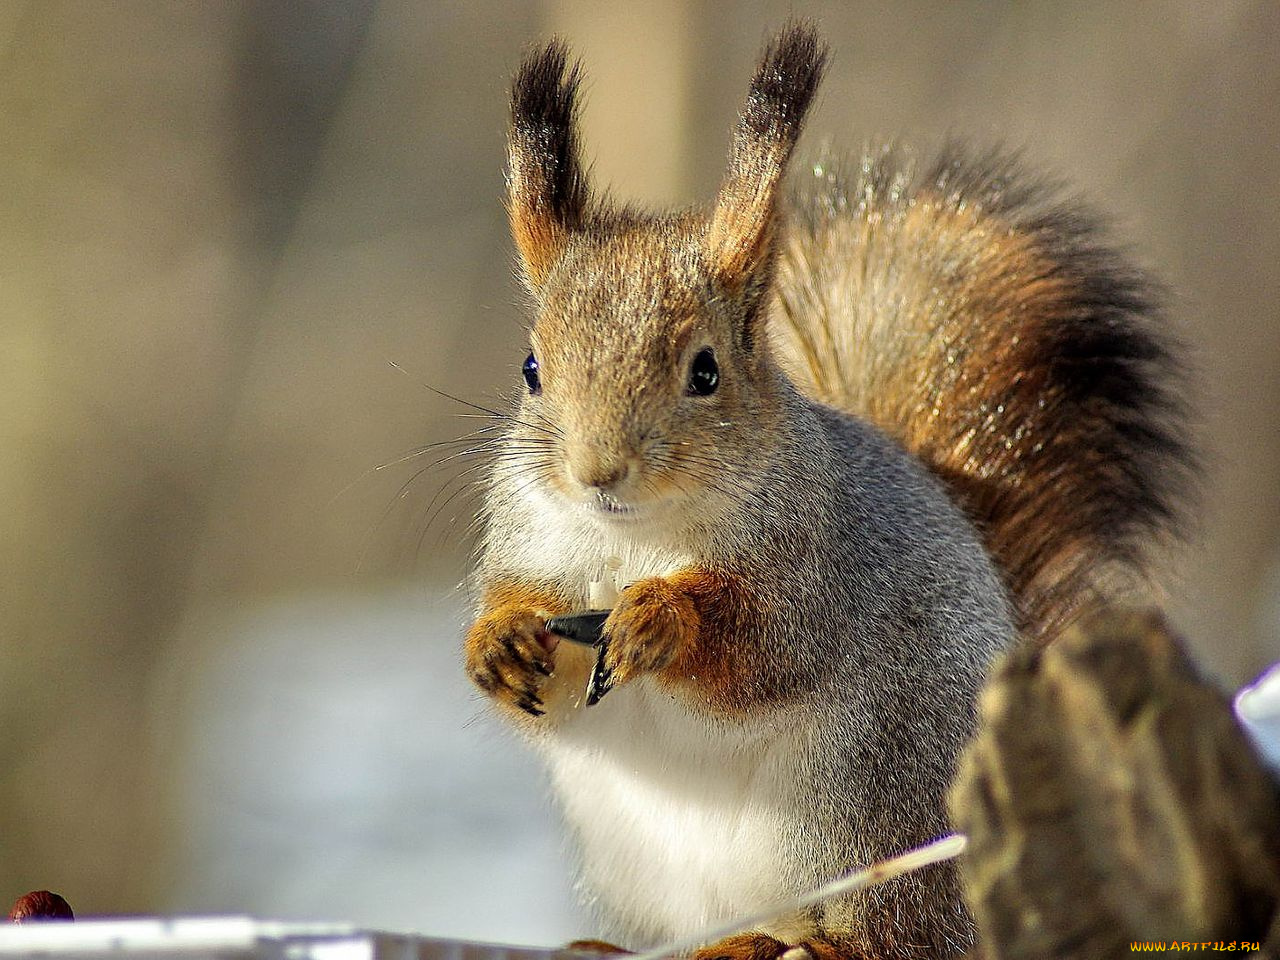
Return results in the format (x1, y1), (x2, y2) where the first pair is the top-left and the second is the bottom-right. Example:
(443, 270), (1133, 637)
(1, 0), (1278, 946)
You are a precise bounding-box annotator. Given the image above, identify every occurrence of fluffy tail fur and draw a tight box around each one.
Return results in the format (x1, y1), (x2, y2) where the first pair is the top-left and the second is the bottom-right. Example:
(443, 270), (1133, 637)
(772, 145), (1196, 641)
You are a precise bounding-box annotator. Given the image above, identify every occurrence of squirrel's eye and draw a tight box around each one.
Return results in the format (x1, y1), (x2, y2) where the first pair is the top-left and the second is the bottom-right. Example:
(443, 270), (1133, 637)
(523, 352), (541, 395)
(687, 348), (719, 396)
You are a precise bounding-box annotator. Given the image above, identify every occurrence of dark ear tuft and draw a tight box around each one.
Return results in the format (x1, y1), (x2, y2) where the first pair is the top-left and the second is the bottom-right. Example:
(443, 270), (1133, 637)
(507, 41), (590, 289)
(707, 22), (827, 289)
(739, 23), (827, 149)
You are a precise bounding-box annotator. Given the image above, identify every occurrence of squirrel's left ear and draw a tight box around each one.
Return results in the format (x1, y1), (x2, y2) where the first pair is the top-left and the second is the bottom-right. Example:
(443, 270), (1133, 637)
(507, 41), (590, 290)
(707, 24), (826, 292)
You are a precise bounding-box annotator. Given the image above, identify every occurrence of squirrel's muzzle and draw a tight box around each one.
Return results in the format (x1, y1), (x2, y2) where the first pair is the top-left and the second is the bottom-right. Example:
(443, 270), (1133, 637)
(565, 450), (635, 494)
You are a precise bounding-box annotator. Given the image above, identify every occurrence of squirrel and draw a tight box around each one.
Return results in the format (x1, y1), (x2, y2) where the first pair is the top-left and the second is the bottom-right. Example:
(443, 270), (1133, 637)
(462, 23), (1193, 960)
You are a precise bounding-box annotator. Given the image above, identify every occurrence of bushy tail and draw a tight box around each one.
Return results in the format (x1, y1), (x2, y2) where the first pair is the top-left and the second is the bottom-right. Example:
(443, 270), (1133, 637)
(772, 145), (1196, 641)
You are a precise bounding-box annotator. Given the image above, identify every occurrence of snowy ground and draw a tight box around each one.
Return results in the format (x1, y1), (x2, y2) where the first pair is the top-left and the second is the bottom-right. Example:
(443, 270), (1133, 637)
(151, 589), (584, 947)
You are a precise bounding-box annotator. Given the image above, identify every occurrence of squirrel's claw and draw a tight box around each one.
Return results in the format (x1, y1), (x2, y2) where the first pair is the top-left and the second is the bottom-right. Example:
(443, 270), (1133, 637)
(465, 606), (555, 718)
(600, 577), (698, 688)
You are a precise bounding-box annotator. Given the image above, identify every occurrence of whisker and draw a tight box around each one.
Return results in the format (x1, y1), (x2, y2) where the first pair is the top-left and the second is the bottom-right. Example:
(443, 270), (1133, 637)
(388, 359), (563, 439)
(355, 461), (440, 574)
(409, 444), (563, 568)
(502, 464), (561, 506)
(327, 430), (503, 510)
(417, 477), (489, 563)
(653, 451), (755, 503)
(400, 459), (501, 570)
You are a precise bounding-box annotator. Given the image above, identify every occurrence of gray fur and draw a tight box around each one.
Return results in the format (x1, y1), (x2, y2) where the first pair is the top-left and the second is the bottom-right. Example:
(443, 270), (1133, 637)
(474, 360), (1012, 954)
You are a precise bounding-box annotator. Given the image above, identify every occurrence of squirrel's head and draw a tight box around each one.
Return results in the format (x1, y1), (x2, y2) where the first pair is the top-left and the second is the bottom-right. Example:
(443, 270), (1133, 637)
(502, 25), (825, 531)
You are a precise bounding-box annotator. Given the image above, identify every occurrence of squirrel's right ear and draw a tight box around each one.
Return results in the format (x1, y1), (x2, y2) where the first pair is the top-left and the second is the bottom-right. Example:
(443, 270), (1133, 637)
(507, 41), (589, 290)
(708, 24), (826, 292)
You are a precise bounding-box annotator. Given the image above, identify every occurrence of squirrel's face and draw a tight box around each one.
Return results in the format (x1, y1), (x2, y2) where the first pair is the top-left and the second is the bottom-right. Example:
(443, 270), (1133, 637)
(513, 223), (769, 529)
(498, 29), (823, 532)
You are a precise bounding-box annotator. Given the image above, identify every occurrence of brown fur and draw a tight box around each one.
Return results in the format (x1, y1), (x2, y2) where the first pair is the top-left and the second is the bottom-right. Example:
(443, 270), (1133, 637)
(692, 933), (791, 960)
(689, 932), (874, 960)
(464, 580), (573, 719)
(800, 937), (871, 960)
(603, 569), (791, 715)
(663, 568), (793, 713)
(507, 41), (589, 288)
(773, 161), (1194, 640)
(565, 940), (630, 956)
(707, 28), (826, 289)
(601, 575), (699, 687)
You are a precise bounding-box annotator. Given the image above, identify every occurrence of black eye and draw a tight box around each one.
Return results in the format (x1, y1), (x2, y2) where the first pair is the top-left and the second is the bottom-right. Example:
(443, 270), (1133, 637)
(523, 352), (541, 395)
(687, 348), (719, 396)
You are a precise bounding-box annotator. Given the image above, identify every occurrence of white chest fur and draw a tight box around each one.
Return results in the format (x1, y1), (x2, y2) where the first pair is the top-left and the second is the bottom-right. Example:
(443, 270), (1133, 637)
(538, 686), (807, 946)
(498, 483), (809, 944)
(499, 486), (692, 589)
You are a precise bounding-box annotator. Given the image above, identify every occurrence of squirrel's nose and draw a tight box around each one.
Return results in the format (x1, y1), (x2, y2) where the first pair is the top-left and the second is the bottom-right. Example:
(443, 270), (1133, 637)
(568, 455), (633, 492)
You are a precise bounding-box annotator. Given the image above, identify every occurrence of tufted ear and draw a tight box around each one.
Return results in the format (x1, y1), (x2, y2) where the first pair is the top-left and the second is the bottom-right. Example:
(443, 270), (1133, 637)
(506, 41), (590, 290)
(706, 24), (826, 290)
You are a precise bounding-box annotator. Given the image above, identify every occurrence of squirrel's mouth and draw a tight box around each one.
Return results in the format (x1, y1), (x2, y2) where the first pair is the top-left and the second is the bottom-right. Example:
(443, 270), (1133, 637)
(593, 496), (645, 519)
(583, 491), (646, 521)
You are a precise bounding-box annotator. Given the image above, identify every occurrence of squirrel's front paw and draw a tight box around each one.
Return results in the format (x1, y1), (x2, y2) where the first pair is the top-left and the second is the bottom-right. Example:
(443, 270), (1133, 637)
(602, 576), (699, 687)
(465, 606), (555, 717)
